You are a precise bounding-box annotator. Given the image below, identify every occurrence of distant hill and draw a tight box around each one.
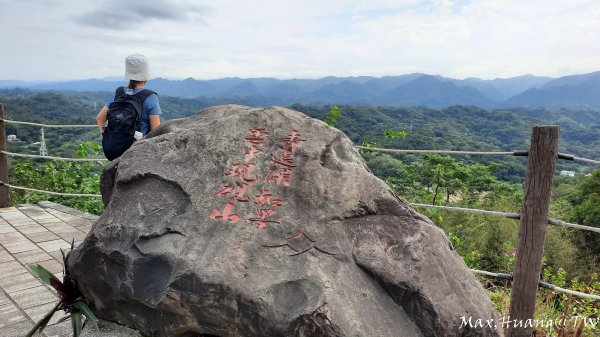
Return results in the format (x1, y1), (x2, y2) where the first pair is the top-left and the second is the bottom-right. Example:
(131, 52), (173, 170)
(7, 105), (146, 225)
(457, 74), (552, 101)
(1, 71), (600, 108)
(506, 71), (600, 107)
(377, 75), (493, 107)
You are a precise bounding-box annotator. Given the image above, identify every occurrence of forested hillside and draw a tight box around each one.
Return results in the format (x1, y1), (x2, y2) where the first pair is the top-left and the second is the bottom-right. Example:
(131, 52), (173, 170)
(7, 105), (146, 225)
(2, 89), (599, 181)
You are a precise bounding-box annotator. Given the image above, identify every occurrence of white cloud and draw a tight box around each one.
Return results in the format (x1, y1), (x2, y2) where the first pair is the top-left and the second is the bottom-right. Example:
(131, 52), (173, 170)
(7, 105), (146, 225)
(72, 0), (209, 30)
(0, 0), (599, 80)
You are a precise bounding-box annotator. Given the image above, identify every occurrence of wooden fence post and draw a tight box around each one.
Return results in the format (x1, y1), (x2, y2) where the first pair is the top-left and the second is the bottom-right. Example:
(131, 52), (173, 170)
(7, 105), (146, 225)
(0, 103), (9, 207)
(508, 125), (560, 337)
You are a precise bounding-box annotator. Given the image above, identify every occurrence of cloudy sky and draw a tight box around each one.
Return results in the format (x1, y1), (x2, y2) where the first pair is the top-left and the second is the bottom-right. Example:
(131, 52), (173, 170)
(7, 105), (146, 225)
(1, 0), (598, 81)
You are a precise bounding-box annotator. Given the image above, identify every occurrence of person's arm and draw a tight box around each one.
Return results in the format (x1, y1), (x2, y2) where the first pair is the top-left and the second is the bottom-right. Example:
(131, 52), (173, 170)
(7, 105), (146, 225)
(149, 114), (161, 130)
(146, 94), (162, 131)
(96, 106), (108, 134)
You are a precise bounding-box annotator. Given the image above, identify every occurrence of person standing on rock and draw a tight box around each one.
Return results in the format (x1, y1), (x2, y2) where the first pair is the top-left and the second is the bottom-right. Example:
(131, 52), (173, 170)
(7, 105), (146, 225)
(96, 54), (162, 160)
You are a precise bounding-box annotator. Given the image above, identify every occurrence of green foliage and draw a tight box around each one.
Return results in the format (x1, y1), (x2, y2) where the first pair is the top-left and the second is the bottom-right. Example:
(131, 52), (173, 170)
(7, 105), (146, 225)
(1, 91), (102, 157)
(479, 224), (506, 271)
(383, 130), (406, 142)
(9, 141), (104, 214)
(26, 245), (97, 337)
(534, 268), (600, 335)
(291, 104), (600, 182)
(564, 169), (600, 273)
(371, 153), (505, 204)
(324, 105), (341, 127)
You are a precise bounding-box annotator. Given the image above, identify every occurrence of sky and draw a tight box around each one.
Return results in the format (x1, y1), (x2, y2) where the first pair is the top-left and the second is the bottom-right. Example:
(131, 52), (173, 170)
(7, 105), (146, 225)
(0, 0), (599, 81)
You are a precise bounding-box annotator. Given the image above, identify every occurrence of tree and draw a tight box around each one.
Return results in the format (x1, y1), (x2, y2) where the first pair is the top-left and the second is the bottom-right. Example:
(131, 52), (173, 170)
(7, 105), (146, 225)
(324, 105), (341, 127)
(569, 169), (600, 265)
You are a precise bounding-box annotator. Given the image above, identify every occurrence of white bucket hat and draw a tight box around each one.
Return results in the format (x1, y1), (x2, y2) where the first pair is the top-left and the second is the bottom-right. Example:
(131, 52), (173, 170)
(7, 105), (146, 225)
(124, 54), (152, 81)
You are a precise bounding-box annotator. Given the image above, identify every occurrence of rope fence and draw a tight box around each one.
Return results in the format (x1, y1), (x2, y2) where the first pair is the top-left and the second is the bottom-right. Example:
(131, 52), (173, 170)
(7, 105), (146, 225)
(409, 202), (600, 234)
(0, 117), (97, 129)
(354, 145), (600, 166)
(2, 117), (599, 164)
(1, 150), (107, 162)
(471, 269), (600, 301)
(355, 145), (516, 156)
(572, 156), (600, 166)
(0, 181), (102, 198)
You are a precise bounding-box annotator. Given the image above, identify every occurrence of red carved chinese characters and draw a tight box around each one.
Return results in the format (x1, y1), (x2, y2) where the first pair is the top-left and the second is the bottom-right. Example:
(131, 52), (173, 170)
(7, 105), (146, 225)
(226, 163), (258, 183)
(210, 127), (329, 256)
(249, 209), (280, 229)
(211, 128), (304, 229)
(266, 130), (305, 186)
(244, 128), (270, 163)
(210, 202), (242, 224)
(254, 188), (283, 206)
(283, 130), (305, 155)
(214, 183), (251, 203)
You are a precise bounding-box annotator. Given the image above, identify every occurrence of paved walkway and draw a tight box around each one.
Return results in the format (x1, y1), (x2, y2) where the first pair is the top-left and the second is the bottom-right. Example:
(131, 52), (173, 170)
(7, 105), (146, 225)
(0, 201), (97, 337)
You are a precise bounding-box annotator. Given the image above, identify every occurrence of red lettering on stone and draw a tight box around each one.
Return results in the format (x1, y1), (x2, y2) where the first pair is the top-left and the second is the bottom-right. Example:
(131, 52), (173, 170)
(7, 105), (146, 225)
(214, 183), (251, 202)
(211, 128), (303, 229)
(254, 188), (283, 206)
(226, 163), (258, 183)
(214, 185), (233, 196)
(245, 129), (270, 144)
(283, 130), (305, 155)
(271, 155), (296, 168)
(249, 209), (280, 229)
(265, 167), (294, 186)
(210, 202), (242, 224)
(244, 144), (263, 163)
(244, 129), (270, 162)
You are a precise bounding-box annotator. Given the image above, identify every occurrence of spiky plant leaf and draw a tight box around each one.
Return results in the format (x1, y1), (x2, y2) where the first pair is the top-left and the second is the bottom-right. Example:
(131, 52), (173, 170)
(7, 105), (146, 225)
(27, 263), (62, 286)
(71, 311), (82, 337)
(25, 302), (60, 337)
(61, 248), (67, 269)
(49, 314), (72, 326)
(73, 300), (98, 322)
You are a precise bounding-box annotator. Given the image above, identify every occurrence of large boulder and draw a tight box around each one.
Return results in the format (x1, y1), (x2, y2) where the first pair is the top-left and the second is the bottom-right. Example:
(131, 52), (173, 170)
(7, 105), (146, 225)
(68, 105), (502, 337)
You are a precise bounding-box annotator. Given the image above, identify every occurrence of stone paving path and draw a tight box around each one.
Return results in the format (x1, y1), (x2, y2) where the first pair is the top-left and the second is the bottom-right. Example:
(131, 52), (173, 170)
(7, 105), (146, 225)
(0, 201), (97, 337)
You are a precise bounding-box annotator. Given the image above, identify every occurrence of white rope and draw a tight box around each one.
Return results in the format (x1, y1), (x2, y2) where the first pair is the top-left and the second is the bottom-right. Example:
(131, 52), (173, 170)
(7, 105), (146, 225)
(355, 146), (515, 156)
(471, 269), (513, 280)
(572, 156), (600, 165)
(1, 151), (107, 162)
(408, 202), (518, 217)
(0, 181), (101, 198)
(547, 219), (600, 234)
(409, 203), (600, 234)
(355, 145), (600, 165)
(471, 269), (600, 301)
(0, 118), (97, 128)
(538, 281), (600, 301)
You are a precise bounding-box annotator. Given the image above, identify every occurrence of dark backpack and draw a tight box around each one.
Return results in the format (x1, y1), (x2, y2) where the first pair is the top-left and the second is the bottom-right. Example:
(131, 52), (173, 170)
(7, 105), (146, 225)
(102, 87), (156, 160)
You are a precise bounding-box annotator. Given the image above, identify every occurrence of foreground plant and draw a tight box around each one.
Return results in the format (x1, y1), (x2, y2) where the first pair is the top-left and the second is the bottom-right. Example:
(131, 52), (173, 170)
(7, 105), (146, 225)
(26, 244), (97, 337)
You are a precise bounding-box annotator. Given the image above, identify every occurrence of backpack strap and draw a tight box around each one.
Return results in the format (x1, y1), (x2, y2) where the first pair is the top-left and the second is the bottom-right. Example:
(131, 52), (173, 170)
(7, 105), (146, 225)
(113, 87), (156, 101)
(134, 89), (157, 102)
(114, 86), (126, 100)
